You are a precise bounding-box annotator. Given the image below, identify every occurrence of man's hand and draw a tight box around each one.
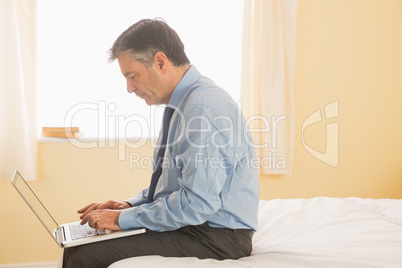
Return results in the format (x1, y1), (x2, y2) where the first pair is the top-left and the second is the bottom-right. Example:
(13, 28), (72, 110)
(84, 209), (122, 231)
(78, 200), (131, 230)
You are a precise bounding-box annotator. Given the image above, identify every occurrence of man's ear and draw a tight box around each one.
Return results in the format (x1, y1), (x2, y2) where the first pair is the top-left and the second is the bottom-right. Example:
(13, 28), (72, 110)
(154, 52), (169, 73)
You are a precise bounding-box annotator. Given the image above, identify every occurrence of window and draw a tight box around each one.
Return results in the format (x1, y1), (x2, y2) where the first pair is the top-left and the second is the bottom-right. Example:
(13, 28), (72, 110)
(37, 0), (243, 138)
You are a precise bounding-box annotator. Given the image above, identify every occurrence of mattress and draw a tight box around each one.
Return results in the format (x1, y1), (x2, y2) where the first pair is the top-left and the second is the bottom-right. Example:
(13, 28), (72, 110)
(109, 197), (402, 267)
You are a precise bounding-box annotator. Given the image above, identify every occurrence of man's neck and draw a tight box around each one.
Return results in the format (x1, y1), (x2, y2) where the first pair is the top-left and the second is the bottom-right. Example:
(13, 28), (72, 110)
(164, 64), (191, 104)
(173, 64), (191, 85)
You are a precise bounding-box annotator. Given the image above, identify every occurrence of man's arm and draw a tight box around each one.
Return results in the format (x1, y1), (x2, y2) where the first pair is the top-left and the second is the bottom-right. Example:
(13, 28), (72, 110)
(124, 187), (149, 207)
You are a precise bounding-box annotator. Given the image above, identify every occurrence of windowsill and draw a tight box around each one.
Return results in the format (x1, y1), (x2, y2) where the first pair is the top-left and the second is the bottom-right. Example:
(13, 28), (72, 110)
(38, 136), (156, 144)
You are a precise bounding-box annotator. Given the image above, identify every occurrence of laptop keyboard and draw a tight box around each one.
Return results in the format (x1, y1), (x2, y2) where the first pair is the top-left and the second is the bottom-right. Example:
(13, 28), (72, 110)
(69, 223), (106, 240)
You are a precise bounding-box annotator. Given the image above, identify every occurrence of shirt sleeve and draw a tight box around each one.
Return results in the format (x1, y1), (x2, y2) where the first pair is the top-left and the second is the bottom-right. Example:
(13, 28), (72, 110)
(119, 105), (233, 231)
(124, 187), (149, 207)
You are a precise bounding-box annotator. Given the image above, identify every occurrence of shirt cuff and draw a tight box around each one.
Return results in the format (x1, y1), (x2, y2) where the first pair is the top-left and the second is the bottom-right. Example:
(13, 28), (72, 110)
(125, 187), (149, 207)
(125, 195), (145, 207)
(118, 207), (140, 230)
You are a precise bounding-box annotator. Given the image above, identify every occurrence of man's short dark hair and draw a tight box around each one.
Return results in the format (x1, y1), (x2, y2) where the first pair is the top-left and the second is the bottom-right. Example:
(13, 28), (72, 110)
(108, 18), (190, 67)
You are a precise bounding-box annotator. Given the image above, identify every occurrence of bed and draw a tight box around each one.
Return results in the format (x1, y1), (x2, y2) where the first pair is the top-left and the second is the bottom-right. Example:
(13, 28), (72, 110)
(108, 197), (402, 268)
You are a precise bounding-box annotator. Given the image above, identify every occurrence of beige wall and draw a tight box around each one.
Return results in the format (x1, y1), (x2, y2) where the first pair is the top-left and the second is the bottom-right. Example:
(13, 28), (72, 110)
(1, 0), (402, 264)
(260, 0), (402, 200)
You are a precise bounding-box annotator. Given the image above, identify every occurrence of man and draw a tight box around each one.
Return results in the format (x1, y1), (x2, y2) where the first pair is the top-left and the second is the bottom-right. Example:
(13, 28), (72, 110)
(63, 18), (259, 268)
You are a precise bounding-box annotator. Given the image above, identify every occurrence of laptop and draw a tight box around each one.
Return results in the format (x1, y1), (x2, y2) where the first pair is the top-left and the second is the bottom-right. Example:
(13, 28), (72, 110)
(12, 170), (146, 248)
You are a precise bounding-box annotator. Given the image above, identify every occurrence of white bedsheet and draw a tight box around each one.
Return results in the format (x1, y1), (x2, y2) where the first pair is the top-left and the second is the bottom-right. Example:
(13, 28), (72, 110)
(109, 197), (402, 267)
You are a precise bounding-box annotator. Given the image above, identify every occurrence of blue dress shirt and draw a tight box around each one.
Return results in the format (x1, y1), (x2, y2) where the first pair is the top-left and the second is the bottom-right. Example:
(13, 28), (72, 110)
(119, 66), (259, 232)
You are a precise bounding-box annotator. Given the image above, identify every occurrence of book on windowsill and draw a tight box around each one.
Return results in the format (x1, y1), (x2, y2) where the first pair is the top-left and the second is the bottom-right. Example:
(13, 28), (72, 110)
(41, 127), (83, 138)
(42, 127), (80, 133)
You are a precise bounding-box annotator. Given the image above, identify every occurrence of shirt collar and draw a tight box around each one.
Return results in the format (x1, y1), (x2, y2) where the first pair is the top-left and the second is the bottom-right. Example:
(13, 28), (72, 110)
(168, 65), (201, 108)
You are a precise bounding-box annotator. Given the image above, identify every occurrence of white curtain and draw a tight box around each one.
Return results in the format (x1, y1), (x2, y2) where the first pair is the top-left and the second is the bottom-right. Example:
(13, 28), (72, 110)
(0, 0), (37, 181)
(241, 0), (298, 175)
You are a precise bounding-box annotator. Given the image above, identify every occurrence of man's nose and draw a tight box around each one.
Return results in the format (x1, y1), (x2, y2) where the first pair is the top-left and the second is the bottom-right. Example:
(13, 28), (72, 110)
(127, 80), (135, 93)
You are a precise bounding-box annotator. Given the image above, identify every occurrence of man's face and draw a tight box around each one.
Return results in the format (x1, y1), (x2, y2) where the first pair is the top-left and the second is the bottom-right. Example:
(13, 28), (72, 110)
(117, 52), (171, 106)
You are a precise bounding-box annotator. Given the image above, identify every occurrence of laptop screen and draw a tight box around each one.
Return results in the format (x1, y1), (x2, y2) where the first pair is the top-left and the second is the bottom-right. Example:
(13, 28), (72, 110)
(12, 171), (59, 237)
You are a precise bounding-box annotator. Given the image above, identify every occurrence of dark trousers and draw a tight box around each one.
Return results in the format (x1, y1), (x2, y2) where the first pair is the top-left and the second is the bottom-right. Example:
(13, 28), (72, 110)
(62, 223), (254, 268)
